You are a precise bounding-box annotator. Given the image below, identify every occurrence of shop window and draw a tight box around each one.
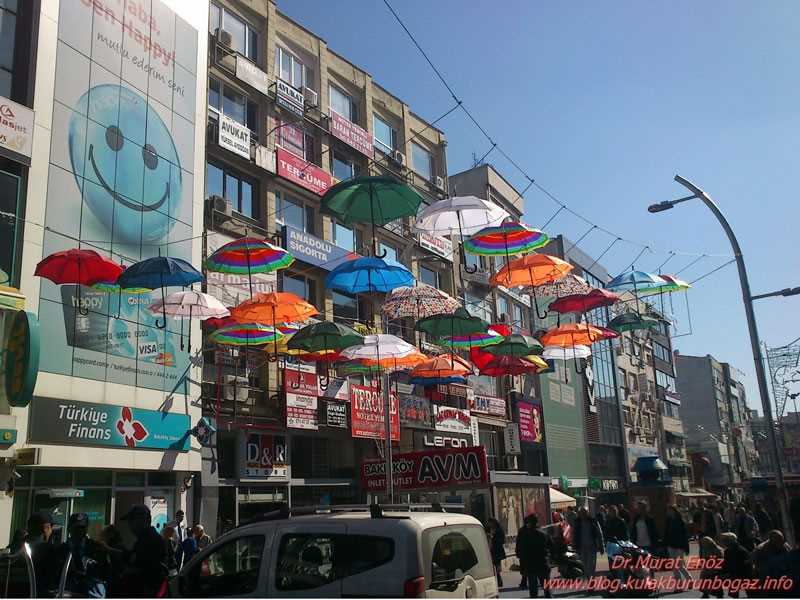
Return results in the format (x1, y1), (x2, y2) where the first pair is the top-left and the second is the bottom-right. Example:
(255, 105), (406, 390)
(209, 3), (258, 61)
(332, 221), (355, 252)
(275, 46), (312, 90)
(329, 85), (358, 122)
(16, 469), (31, 487)
(419, 266), (439, 289)
(33, 469), (72, 487)
(411, 142), (433, 181)
(373, 114), (397, 154)
(75, 470), (113, 487)
(73, 489), (111, 540)
(275, 191), (315, 234)
(0, 170), (21, 286)
(207, 162), (258, 220)
(332, 291), (358, 325)
(208, 77), (258, 134)
(187, 535), (265, 597)
(423, 525), (493, 587)
(115, 472), (146, 487)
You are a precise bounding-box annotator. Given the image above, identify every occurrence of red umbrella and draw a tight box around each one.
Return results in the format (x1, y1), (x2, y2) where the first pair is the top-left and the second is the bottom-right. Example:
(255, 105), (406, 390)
(479, 355), (543, 377)
(35, 249), (123, 315)
(548, 288), (620, 315)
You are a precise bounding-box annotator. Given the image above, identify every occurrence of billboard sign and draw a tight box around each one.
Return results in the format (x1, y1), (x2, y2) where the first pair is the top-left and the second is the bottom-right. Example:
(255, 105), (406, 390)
(518, 401), (544, 444)
(0, 95), (34, 162)
(276, 148), (331, 195)
(218, 114), (250, 159)
(329, 110), (374, 158)
(350, 384), (399, 440)
(399, 395), (433, 429)
(470, 394), (505, 417)
(283, 225), (358, 271)
(434, 406), (472, 434)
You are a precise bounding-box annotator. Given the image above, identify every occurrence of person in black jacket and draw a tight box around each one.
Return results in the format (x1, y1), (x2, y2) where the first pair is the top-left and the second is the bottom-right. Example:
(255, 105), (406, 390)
(119, 504), (170, 597)
(573, 508), (604, 578)
(630, 501), (659, 551)
(663, 505), (692, 582)
(752, 503), (773, 539)
(516, 514), (552, 599)
(719, 532), (753, 598)
(486, 518), (506, 588)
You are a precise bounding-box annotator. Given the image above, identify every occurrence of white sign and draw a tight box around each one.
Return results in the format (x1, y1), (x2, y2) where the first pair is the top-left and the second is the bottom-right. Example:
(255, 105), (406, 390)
(254, 146), (276, 173)
(504, 423), (522, 455)
(321, 378), (350, 401)
(286, 393), (318, 430)
(434, 405), (472, 434)
(219, 114), (251, 159)
(470, 415), (480, 446)
(275, 78), (305, 117)
(0, 96), (34, 161)
(418, 232), (453, 261)
(236, 56), (270, 96)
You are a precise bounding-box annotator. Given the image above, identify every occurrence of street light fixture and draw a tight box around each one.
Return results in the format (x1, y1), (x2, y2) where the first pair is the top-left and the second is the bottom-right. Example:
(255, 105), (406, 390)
(648, 174), (795, 544)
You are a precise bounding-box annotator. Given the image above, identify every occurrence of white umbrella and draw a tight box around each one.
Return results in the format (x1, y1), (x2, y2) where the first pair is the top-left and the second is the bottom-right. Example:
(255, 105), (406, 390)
(414, 196), (509, 237)
(340, 334), (417, 361)
(149, 291), (230, 352)
(542, 345), (591, 361)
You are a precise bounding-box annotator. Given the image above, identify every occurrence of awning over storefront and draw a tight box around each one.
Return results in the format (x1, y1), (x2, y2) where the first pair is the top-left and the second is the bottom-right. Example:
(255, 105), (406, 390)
(549, 487), (576, 508)
(676, 488), (719, 499)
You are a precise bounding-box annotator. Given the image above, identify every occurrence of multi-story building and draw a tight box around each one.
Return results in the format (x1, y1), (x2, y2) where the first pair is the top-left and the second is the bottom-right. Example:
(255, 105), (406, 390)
(722, 364), (756, 481)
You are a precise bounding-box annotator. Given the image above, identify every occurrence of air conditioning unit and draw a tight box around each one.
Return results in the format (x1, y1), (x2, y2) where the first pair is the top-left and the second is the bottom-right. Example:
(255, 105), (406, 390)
(303, 87), (318, 107)
(435, 176), (445, 191)
(392, 150), (406, 166)
(208, 195), (232, 217)
(224, 375), (249, 401)
(216, 28), (233, 47)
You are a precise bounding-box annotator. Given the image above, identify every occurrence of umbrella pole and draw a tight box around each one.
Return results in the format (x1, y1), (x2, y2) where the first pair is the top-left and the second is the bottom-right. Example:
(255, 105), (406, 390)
(530, 268), (548, 319)
(270, 306), (280, 365)
(247, 241), (253, 298)
(187, 306), (192, 354)
(156, 274), (167, 329)
(370, 185), (386, 258)
(458, 212), (477, 275)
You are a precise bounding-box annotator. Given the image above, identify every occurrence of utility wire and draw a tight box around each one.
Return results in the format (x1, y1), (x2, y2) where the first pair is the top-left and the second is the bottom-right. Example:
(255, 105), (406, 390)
(689, 259), (736, 285)
(675, 254), (706, 276)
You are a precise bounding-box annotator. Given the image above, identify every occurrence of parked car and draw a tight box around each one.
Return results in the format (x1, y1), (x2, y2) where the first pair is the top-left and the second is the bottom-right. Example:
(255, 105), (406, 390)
(177, 507), (499, 598)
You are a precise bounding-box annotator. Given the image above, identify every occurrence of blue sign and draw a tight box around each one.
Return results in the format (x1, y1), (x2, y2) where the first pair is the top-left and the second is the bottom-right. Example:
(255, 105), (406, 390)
(283, 225), (358, 271)
(29, 398), (191, 452)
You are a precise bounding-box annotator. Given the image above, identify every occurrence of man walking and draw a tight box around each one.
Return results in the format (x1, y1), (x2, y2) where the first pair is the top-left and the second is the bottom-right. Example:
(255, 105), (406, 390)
(120, 504), (169, 597)
(630, 501), (659, 552)
(172, 509), (187, 543)
(573, 507), (603, 578)
(516, 514), (552, 598)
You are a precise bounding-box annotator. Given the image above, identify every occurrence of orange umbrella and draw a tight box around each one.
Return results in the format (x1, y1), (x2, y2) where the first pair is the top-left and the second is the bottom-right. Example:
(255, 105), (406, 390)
(490, 253), (573, 288)
(409, 354), (474, 379)
(230, 292), (318, 325)
(539, 323), (618, 347)
(360, 351), (428, 373)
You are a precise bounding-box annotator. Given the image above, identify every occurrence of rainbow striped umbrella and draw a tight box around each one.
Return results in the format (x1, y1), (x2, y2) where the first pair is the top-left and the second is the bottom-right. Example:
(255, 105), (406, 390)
(209, 322), (283, 346)
(206, 237), (294, 295)
(464, 221), (549, 257)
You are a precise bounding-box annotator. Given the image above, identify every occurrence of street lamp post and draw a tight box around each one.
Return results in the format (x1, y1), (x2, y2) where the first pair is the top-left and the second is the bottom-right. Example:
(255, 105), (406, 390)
(648, 174), (795, 544)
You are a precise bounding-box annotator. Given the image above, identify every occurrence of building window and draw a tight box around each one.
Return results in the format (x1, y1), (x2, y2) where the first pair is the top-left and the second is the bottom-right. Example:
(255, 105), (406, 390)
(465, 292), (492, 324)
(209, 3), (258, 62)
(479, 429), (499, 471)
(373, 114), (397, 154)
(513, 303), (525, 331)
(275, 191), (315, 234)
(0, 0), (17, 98)
(464, 251), (481, 272)
(282, 272), (315, 304)
(277, 120), (314, 163)
(419, 266), (439, 288)
(618, 368), (628, 399)
(0, 169), (21, 286)
(332, 291), (358, 324)
(275, 46), (312, 90)
(331, 151), (357, 182)
(329, 85), (357, 122)
(332, 221), (354, 252)
(380, 243), (398, 264)
(497, 296), (510, 323)
(206, 162), (257, 219)
(208, 77), (258, 134)
(411, 142), (433, 181)
(656, 370), (676, 392)
(653, 342), (671, 363)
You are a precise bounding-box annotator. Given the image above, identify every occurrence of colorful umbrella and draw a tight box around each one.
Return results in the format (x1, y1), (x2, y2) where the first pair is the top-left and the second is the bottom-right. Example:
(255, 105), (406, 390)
(381, 284), (461, 320)
(439, 330), (504, 349)
(416, 307), (489, 339)
(361, 351), (429, 372)
(484, 333), (543, 357)
(230, 292), (318, 325)
(548, 288), (620, 318)
(409, 355), (473, 380)
(539, 323), (617, 347)
(464, 221), (549, 258)
(287, 321), (363, 353)
(320, 176), (423, 257)
(635, 274), (691, 297)
(209, 323), (283, 346)
(35, 249), (124, 316)
(491, 253), (574, 319)
(205, 237), (294, 296)
(606, 270), (666, 293)
(607, 312), (660, 333)
(479, 355), (543, 377)
(525, 274), (592, 299)
(325, 257), (414, 294)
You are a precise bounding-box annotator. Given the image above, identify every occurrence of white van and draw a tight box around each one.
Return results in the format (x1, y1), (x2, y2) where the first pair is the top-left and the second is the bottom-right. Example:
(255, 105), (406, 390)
(177, 508), (499, 598)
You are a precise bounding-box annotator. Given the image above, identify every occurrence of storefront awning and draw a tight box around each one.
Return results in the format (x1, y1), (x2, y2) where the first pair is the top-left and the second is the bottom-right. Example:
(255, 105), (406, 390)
(549, 487), (576, 508)
(676, 489), (719, 499)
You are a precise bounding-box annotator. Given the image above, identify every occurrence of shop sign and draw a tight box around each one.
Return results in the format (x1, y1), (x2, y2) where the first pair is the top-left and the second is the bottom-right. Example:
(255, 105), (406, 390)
(235, 56), (270, 96)
(320, 377), (349, 401)
(434, 406), (471, 435)
(0, 429), (17, 445)
(275, 78), (305, 117)
(360, 445), (489, 492)
(206, 234), (277, 306)
(399, 395), (433, 429)
(0, 95), (34, 161)
(284, 366), (318, 396)
(219, 114), (251, 159)
(418, 232), (453, 261)
(602, 479), (620, 491)
(28, 398), (191, 451)
(665, 390), (682, 404)
(350, 384), (399, 441)
(4, 310), (40, 408)
(518, 401), (543, 444)
(329, 110), (374, 158)
(470, 394), (505, 417)
(470, 415), (480, 446)
(42, 488), (85, 498)
(503, 423), (521, 455)
(244, 433), (288, 479)
(283, 224), (357, 271)
(285, 367), (317, 430)
(276, 148), (331, 195)
(436, 383), (468, 397)
(323, 401), (348, 428)
(414, 430), (472, 449)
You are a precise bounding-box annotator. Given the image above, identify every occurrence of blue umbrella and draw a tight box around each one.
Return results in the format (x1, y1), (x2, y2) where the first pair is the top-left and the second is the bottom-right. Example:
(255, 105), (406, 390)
(118, 256), (203, 329)
(325, 257), (414, 294)
(606, 270), (666, 293)
(409, 376), (468, 386)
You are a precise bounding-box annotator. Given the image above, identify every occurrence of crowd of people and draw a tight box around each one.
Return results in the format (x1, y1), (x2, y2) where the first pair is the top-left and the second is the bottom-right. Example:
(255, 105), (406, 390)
(7, 505), (212, 598)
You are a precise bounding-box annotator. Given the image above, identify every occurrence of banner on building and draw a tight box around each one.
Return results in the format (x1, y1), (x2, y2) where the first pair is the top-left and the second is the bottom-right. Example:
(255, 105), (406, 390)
(329, 110), (374, 158)
(244, 433), (288, 479)
(504, 423), (522, 454)
(350, 384), (399, 441)
(218, 114), (251, 159)
(235, 56), (270, 96)
(434, 405), (472, 435)
(283, 225), (358, 271)
(284, 366), (318, 397)
(518, 401), (544, 444)
(360, 446), (489, 492)
(470, 394), (506, 417)
(322, 400), (348, 429)
(276, 148), (331, 195)
(0, 95), (34, 162)
(286, 392), (318, 430)
(413, 430), (473, 450)
(399, 395), (433, 429)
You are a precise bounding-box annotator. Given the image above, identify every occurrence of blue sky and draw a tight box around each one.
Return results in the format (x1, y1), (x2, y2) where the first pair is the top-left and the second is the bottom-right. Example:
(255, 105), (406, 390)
(278, 0), (800, 410)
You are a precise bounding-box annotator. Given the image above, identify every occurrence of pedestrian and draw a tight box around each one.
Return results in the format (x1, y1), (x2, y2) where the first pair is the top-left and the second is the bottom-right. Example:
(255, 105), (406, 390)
(119, 504), (169, 597)
(596, 505), (607, 536)
(161, 525), (179, 577)
(26, 511), (58, 595)
(751, 529), (789, 591)
(486, 518), (506, 588)
(630, 501), (659, 552)
(56, 512), (109, 598)
(719, 532), (753, 598)
(177, 528), (198, 569)
(699, 536), (724, 599)
(734, 505), (759, 552)
(617, 503), (631, 526)
(564, 506), (577, 529)
(516, 514), (552, 599)
(171, 509), (187, 543)
(702, 502), (721, 541)
(515, 521), (529, 590)
(193, 524), (212, 550)
(573, 507), (603, 578)
(753, 502), (773, 537)
(663, 505), (692, 582)
(98, 525), (125, 598)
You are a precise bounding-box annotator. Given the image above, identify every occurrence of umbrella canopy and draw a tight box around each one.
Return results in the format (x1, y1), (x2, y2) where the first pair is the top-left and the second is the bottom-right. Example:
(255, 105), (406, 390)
(484, 333), (543, 357)
(480, 355), (543, 377)
(439, 330), (504, 349)
(409, 355), (473, 379)
(287, 321), (364, 353)
(320, 176), (423, 226)
(524, 355), (550, 370)
(542, 345), (592, 361)
(525, 274), (592, 298)
(409, 375), (468, 386)
(230, 292), (318, 325)
(205, 237), (294, 275)
(35, 249), (123, 286)
(606, 270), (666, 293)
(416, 307), (489, 338)
(325, 257), (415, 294)
(636, 274), (691, 297)
(148, 291), (229, 320)
(381, 284), (461, 319)
(548, 288), (620, 315)
(361, 351), (428, 370)
(340, 334), (417, 361)
(209, 323), (283, 346)
(91, 281), (150, 294)
(490, 253), (573, 288)
(116, 256), (203, 290)
(607, 312), (660, 333)
(539, 323), (618, 347)
(414, 196), (509, 237)
(464, 221), (549, 256)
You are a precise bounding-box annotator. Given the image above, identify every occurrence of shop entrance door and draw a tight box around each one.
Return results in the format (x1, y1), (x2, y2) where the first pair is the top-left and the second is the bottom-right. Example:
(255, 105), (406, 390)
(114, 491), (144, 549)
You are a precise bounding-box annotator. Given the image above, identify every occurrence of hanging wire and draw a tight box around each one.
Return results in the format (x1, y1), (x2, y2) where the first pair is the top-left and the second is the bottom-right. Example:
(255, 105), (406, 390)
(617, 245), (651, 276)
(675, 254), (707, 276)
(585, 237), (622, 273)
(689, 259), (736, 285)
(540, 206), (564, 231)
(563, 225), (597, 255)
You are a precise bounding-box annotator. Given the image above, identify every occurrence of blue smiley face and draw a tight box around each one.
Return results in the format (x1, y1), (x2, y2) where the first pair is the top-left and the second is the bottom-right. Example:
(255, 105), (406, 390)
(68, 85), (182, 244)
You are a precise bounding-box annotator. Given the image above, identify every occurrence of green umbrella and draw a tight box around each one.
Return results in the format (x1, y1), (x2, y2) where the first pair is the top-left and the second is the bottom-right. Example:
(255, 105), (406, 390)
(320, 176), (424, 257)
(287, 321), (364, 353)
(415, 307), (489, 338)
(484, 333), (543, 357)
(607, 312), (660, 333)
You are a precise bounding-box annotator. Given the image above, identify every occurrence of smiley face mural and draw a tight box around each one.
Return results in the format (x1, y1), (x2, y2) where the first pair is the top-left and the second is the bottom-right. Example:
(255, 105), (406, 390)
(68, 85), (181, 244)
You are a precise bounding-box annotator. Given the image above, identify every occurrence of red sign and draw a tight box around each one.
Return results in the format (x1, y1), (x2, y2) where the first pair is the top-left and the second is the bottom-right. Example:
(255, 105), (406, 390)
(330, 110), (374, 159)
(360, 446), (489, 492)
(284, 367), (318, 396)
(518, 401), (543, 443)
(350, 384), (399, 441)
(276, 148), (332, 195)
